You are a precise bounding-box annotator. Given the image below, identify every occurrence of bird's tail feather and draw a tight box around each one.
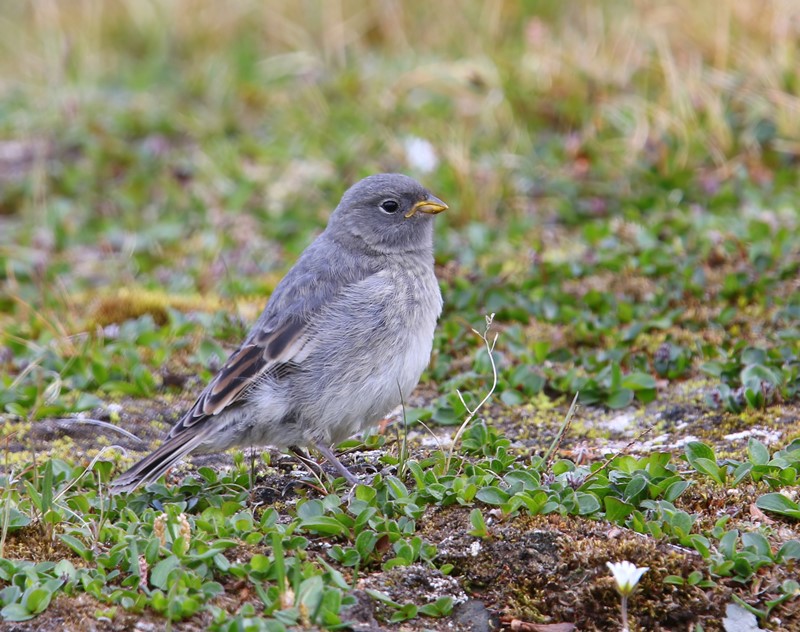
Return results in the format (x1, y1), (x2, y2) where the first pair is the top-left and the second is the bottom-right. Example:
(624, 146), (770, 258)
(109, 430), (209, 494)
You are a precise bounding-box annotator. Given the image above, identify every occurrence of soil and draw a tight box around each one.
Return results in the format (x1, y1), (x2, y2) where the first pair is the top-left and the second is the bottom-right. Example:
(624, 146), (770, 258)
(3, 377), (799, 632)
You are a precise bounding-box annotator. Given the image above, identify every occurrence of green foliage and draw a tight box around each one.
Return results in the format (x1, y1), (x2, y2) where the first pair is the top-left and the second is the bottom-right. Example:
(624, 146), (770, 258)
(702, 345), (798, 412)
(2, 0), (800, 628)
(2, 400), (799, 626)
(685, 442), (727, 486)
(707, 518), (800, 583)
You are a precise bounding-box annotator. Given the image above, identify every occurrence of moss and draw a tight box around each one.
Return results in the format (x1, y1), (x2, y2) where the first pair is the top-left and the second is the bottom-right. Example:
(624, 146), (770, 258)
(85, 287), (224, 328)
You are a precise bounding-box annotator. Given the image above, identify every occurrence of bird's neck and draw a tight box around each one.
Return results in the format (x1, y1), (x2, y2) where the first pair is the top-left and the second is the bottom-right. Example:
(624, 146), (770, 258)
(328, 222), (434, 258)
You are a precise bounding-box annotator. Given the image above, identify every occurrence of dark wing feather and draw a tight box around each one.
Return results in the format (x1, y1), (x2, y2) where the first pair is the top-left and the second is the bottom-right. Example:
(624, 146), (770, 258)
(168, 317), (308, 437)
(109, 319), (308, 493)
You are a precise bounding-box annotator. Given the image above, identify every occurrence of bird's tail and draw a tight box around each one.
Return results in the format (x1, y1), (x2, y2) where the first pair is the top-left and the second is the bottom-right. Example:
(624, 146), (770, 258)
(109, 430), (209, 494)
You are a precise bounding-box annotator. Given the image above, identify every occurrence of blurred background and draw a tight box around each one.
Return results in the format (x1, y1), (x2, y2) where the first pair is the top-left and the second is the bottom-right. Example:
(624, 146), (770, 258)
(1, 0), (799, 409)
(2, 0), (798, 238)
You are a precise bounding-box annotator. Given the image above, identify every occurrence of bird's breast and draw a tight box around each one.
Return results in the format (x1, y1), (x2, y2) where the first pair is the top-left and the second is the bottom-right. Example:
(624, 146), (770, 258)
(389, 263), (442, 396)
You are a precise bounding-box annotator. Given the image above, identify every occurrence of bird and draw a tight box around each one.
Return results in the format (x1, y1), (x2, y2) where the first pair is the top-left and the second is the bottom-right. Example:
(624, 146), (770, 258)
(109, 173), (447, 493)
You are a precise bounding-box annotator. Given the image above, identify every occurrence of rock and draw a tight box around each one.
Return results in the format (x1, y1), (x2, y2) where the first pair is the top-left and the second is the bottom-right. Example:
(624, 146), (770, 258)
(451, 599), (501, 632)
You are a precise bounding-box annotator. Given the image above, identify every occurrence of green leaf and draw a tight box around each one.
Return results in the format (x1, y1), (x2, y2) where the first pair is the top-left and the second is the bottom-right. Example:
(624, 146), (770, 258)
(747, 438), (770, 466)
(354, 531), (378, 558)
(604, 497), (634, 523)
(296, 499), (324, 520)
(41, 460), (54, 514)
(778, 467), (798, 485)
(468, 508), (488, 537)
(500, 389), (524, 407)
(0, 508), (30, 531)
(249, 554), (271, 574)
(623, 475), (648, 502)
(0, 603), (33, 622)
(685, 442), (725, 484)
(732, 462), (753, 486)
(23, 587), (52, 615)
(688, 534), (710, 558)
(74, 392), (104, 411)
(296, 575), (324, 615)
(777, 540), (800, 561)
(741, 348), (768, 365)
(741, 532), (772, 557)
(692, 458), (726, 485)
(54, 560), (77, 581)
(419, 596), (454, 617)
(621, 372), (657, 390)
(743, 387), (763, 409)
(213, 554), (231, 572)
(476, 487), (510, 505)
(150, 556), (181, 590)
(634, 387), (657, 404)
(685, 441), (715, 463)
(741, 363), (782, 388)
(670, 511), (694, 537)
(664, 480), (690, 502)
(575, 492), (601, 515)
(390, 603), (418, 623)
(719, 529), (738, 558)
(733, 556), (753, 579)
(606, 389), (634, 409)
(365, 589), (400, 608)
(504, 470), (540, 490)
(59, 534), (93, 562)
(755, 493), (800, 519)
(516, 490), (547, 515)
(610, 363), (623, 390)
(298, 516), (350, 537)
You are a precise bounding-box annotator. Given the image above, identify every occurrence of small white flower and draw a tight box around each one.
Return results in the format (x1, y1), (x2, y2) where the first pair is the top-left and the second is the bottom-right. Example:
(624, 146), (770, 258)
(606, 561), (649, 596)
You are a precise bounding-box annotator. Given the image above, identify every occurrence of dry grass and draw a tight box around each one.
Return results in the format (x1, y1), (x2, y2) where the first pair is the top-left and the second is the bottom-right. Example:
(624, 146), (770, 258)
(1, 0), (798, 226)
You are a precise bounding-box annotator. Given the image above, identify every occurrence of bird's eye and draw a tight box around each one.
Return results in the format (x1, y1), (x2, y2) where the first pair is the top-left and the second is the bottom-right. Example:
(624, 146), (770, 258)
(380, 199), (400, 214)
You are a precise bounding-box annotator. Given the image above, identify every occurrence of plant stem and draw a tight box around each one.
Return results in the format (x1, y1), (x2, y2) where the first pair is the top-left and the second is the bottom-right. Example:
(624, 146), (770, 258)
(621, 594), (629, 632)
(446, 314), (498, 471)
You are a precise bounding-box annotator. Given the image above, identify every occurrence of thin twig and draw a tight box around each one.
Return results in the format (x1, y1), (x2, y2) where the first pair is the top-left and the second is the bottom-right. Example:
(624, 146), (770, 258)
(542, 391), (580, 470)
(0, 436), (14, 558)
(55, 417), (145, 443)
(53, 445), (129, 504)
(446, 314), (499, 471)
(396, 381), (409, 479)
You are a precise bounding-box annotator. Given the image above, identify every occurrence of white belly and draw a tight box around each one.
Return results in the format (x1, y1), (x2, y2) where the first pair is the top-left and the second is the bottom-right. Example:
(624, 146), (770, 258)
(240, 261), (442, 449)
(318, 266), (442, 443)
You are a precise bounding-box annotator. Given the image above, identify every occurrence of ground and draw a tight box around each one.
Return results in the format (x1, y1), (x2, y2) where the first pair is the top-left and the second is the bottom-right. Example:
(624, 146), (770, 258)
(2, 1), (800, 631)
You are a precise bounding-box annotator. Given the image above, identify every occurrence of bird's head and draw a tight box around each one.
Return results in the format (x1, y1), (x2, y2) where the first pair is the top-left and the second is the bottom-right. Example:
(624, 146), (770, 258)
(329, 173), (447, 254)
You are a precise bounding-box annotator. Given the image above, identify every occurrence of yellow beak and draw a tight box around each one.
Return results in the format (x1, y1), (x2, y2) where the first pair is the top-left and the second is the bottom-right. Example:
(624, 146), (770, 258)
(405, 195), (448, 218)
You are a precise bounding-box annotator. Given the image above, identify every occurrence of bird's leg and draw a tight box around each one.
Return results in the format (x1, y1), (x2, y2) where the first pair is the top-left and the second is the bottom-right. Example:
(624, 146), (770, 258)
(289, 446), (325, 479)
(313, 442), (360, 486)
(249, 446), (257, 488)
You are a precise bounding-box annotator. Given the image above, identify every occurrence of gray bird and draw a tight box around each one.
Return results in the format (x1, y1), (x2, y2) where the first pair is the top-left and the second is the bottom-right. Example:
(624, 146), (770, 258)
(110, 173), (447, 492)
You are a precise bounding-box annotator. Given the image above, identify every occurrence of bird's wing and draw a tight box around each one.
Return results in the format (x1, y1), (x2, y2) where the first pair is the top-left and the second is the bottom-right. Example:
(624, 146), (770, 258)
(167, 239), (377, 438)
(167, 317), (310, 437)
